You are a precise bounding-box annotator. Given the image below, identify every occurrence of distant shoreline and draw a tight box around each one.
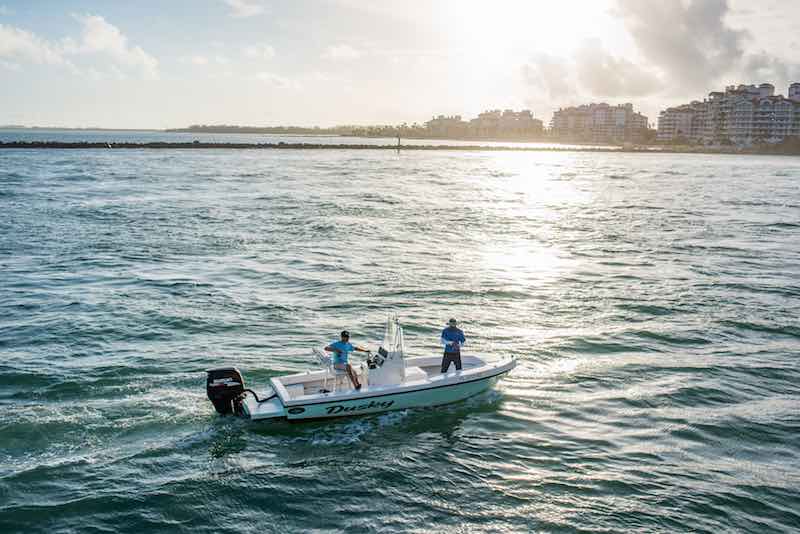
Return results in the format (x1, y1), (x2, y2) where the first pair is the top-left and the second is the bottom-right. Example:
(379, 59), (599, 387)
(0, 126), (162, 132)
(0, 126), (584, 144)
(0, 141), (622, 151)
(2, 141), (800, 156)
(166, 128), (555, 144)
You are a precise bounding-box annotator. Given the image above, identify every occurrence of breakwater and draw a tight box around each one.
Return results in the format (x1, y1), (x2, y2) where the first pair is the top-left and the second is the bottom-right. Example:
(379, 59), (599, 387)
(0, 140), (625, 151)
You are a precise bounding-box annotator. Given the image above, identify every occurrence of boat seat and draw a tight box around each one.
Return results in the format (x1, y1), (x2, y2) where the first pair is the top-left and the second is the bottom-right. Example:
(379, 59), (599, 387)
(330, 368), (350, 392)
(313, 348), (350, 392)
(404, 366), (427, 383)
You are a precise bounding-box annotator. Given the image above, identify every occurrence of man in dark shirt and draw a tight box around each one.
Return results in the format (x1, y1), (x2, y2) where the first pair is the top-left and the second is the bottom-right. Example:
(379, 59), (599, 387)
(440, 318), (466, 373)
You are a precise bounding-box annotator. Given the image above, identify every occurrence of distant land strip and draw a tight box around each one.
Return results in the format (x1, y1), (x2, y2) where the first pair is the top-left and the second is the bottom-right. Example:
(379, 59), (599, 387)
(1, 141), (798, 155)
(0, 141), (622, 151)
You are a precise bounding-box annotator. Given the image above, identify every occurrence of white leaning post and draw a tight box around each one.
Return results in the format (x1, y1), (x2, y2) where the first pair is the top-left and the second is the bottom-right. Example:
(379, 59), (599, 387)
(332, 368), (348, 392)
(312, 348), (348, 392)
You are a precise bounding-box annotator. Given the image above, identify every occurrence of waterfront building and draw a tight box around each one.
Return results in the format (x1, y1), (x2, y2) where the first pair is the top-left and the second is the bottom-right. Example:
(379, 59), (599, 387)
(549, 103), (648, 143)
(425, 115), (469, 138)
(468, 110), (501, 137)
(789, 83), (800, 101)
(425, 109), (543, 139)
(657, 83), (800, 145)
(655, 101), (707, 142)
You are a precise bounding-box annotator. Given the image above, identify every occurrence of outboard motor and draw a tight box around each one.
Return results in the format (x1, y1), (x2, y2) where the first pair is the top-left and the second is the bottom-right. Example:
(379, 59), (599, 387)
(206, 367), (246, 415)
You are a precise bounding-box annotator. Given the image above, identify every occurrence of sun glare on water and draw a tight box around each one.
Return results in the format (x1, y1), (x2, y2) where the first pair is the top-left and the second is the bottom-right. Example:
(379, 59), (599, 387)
(472, 153), (590, 288)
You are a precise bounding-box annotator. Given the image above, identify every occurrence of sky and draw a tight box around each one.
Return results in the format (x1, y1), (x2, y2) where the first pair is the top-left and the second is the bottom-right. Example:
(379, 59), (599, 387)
(1, 0), (799, 129)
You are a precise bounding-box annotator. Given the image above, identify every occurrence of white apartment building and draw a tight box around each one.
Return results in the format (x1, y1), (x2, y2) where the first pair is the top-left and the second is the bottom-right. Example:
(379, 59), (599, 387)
(550, 103), (648, 143)
(657, 83), (800, 145)
(655, 101), (707, 142)
(425, 115), (469, 138)
(425, 109), (544, 139)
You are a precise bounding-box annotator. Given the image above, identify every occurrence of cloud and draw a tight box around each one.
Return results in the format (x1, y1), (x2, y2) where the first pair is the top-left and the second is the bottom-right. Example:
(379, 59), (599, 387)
(222, 0), (264, 18)
(0, 23), (69, 66)
(742, 51), (800, 87)
(183, 53), (231, 67)
(522, 0), (798, 116)
(522, 53), (574, 98)
(615, 0), (746, 91)
(574, 39), (661, 97)
(521, 43), (660, 115)
(65, 14), (158, 79)
(615, 0), (800, 95)
(322, 44), (363, 61)
(255, 71), (298, 89)
(243, 43), (275, 59)
(1, 15), (158, 79)
(305, 71), (337, 82)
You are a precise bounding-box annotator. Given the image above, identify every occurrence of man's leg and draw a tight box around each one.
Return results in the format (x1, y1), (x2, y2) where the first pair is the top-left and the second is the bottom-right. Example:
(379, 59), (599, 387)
(345, 363), (361, 389)
(453, 351), (462, 371)
(441, 351), (452, 373)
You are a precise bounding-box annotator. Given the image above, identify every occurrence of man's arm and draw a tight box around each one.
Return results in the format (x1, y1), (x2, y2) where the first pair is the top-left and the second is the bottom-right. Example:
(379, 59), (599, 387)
(441, 331), (453, 347)
(354, 346), (370, 353)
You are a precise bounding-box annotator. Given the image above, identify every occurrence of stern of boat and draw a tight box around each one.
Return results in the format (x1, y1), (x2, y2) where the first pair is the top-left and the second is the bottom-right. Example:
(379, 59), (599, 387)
(206, 367), (287, 420)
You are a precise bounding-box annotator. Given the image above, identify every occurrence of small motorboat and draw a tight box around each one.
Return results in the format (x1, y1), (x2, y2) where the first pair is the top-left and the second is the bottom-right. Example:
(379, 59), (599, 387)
(206, 315), (516, 421)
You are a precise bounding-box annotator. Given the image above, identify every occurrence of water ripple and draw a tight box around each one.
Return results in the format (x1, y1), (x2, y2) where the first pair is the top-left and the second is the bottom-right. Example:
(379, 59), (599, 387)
(1, 150), (799, 532)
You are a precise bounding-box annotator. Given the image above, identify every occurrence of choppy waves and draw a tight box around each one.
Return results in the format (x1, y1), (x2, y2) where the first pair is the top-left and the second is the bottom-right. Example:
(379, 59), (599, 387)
(1, 150), (800, 532)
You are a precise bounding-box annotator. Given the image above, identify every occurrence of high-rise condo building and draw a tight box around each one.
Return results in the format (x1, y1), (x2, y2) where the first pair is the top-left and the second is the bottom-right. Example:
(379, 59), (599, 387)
(549, 103), (649, 143)
(657, 83), (800, 145)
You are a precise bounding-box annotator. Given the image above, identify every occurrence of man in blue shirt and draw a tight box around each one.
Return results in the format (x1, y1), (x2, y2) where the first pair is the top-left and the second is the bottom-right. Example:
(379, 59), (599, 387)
(324, 330), (369, 390)
(441, 318), (466, 373)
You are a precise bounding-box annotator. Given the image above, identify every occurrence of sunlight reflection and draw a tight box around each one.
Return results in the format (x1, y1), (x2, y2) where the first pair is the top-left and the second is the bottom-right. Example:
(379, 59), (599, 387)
(474, 153), (590, 287)
(481, 243), (567, 285)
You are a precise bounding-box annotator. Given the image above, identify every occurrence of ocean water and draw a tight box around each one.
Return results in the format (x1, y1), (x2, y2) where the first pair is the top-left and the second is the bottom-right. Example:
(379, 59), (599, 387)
(1, 148), (799, 533)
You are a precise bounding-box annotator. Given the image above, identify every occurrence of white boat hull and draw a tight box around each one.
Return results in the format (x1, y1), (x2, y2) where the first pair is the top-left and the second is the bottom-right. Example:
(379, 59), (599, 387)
(285, 373), (503, 420)
(241, 355), (516, 421)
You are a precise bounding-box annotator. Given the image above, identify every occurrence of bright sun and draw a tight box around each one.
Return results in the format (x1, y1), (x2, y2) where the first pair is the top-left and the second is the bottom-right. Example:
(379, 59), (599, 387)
(425, 0), (619, 115)
(435, 0), (616, 57)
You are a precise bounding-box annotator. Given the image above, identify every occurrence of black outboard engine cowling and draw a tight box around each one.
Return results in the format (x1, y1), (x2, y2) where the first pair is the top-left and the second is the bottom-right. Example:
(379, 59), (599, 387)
(206, 367), (246, 415)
